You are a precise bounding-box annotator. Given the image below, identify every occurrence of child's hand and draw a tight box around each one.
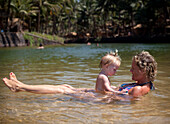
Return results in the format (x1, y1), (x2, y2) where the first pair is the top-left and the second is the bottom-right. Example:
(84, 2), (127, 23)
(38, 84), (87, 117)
(121, 89), (128, 94)
(111, 86), (117, 89)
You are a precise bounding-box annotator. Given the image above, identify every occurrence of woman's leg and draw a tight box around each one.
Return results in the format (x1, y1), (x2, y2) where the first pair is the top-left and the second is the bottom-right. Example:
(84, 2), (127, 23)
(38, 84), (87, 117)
(2, 72), (76, 94)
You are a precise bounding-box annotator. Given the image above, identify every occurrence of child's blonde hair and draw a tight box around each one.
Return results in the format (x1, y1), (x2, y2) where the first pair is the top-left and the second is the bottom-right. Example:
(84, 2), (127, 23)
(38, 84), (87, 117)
(99, 50), (121, 69)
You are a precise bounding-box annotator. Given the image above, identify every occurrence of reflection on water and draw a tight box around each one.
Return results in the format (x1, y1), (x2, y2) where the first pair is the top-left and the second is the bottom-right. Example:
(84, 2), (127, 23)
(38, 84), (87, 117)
(0, 43), (170, 123)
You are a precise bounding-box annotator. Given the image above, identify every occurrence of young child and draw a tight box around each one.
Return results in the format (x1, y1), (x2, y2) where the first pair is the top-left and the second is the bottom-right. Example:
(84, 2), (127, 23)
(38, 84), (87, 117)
(95, 50), (121, 93)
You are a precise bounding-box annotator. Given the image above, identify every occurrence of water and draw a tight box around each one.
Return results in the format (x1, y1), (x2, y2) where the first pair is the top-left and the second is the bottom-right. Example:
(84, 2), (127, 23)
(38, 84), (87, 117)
(0, 43), (170, 123)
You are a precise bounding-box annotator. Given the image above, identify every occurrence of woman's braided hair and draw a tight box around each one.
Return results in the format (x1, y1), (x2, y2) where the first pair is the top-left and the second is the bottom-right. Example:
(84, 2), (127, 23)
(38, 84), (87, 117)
(134, 51), (157, 81)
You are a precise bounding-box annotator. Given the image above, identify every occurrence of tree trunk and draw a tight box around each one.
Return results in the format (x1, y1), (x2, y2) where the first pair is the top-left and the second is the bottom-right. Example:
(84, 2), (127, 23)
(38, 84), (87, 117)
(118, 11), (121, 36)
(52, 14), (56, 35)
(37, 8), (40, 32)
(103, 13), (108, 38)
(28, 17), (31, 32)
(130, 8), (134, 36)
(68, 16), (71, 34)
(45, 13), (49, 34)
(92, 16), (96, 37)
(5, 0), (11, 32)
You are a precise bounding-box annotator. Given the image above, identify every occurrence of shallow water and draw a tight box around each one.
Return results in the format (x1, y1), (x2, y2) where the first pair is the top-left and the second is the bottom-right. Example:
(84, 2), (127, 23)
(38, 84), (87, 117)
(0, 43), (170, 123)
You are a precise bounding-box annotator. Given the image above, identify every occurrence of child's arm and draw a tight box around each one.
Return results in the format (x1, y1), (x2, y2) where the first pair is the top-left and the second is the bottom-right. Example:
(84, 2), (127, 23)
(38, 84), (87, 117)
(103, 77), (128, 95)
(111, 86), (118, 90)
(102, 76), (117, 92)
(104, 80), (116, 92)
(96, 75), (128, 95)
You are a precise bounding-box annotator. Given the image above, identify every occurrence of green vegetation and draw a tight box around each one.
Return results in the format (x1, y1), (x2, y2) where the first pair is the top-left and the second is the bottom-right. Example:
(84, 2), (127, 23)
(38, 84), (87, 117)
(23, 32), (65, 46)
(23, 33), (34, 46)
(30, 32), (64, 43)
(0, 0), (170, 40)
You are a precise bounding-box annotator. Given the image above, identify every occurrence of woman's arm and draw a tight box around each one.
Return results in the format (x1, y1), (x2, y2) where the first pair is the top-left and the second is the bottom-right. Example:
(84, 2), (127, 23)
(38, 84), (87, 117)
(128, 86), (142, 97)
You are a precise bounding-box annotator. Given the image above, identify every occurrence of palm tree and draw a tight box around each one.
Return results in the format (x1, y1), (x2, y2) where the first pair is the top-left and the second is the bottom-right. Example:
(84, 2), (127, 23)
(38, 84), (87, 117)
(61, 0), (77, 34)
(96, 0), (116, 37)
(47, 0), (62, 35)
(10, 0), (36, 32)
(75, 0), (98, 37)
(6, 0), (11, 31)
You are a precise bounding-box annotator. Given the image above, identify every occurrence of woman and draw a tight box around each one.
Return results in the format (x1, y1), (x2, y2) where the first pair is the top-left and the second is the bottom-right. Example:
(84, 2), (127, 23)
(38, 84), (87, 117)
(118, 51), (157, 97)
(2, 51), (157, 97)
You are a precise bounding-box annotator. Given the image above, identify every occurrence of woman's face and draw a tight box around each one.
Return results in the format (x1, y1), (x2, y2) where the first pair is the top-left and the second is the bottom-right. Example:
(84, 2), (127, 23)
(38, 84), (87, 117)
(130, 59), (146, 82)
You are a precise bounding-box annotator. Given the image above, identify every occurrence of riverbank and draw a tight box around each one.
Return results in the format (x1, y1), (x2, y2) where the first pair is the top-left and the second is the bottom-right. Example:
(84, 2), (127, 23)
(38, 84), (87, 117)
(0, 32), (27, 47)
(1, 32), (169, 47)
(64, 35), (170, 44)
(0, 32), (65, 47)
(24, 32), (64, 46)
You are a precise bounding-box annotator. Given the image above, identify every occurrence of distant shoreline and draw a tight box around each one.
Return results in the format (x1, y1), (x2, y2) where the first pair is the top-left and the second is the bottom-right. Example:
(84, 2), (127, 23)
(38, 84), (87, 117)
(64, 35), (170, 44)
(1, 32), (169, 47)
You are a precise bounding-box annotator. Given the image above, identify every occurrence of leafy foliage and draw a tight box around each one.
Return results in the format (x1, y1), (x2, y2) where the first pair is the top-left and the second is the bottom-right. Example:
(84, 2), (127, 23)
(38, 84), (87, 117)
(1, 0), (170, 38)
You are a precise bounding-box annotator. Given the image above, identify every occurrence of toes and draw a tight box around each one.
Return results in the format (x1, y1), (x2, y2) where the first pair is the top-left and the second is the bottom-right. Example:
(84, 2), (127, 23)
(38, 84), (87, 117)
(2, 78), (12, 87)
(12, 72), (16, 77)
(10, 72), (13, 76)
(2, 77), (18, 92)
(2, 78), (5, 81)
(10, 72), (14, 76)
(9, 72), (17, 80)
(2, 77), (8, 82)
(9, 72), (13, 79)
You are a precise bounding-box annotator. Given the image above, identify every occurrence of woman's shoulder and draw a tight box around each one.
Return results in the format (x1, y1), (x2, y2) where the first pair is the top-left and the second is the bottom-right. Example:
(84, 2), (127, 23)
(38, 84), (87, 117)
(129, 85), (150, 97)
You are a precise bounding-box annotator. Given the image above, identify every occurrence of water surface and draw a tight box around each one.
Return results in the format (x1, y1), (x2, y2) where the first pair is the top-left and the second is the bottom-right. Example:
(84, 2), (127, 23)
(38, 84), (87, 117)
(0, 43), (170, 123)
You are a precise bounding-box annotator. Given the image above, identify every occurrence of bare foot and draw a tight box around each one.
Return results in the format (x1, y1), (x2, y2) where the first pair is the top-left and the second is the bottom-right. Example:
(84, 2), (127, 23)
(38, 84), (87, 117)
(2, 77), (21, 92)
(9, 72), (24, 86)
(9, 72), (18, 81)
(9, 72), (23, 85)
(62, 84), (75, 90)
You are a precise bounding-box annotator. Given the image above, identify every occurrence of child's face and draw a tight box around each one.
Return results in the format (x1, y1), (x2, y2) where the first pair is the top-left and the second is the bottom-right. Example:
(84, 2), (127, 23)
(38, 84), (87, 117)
(107, 63), (120, 76)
